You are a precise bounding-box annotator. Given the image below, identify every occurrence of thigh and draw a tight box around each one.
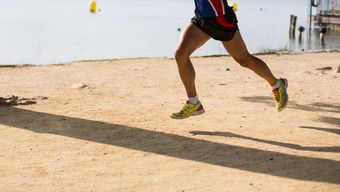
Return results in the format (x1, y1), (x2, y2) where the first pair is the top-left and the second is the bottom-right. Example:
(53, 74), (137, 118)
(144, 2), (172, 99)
(176, 23), (211, 56)
(221, 30), (251, 60)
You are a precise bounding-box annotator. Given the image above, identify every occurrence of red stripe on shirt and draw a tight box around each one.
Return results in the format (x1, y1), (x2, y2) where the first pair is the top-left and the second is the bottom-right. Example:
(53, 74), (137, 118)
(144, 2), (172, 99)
(216, 16), (235, 27)
(209, 0), (235, 27)
(208, 0), (224, 16)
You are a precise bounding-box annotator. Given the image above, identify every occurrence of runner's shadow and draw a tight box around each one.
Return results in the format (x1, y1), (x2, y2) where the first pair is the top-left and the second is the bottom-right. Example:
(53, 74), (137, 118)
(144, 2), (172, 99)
(0, 106), (339, 184)
(299, 126), (340, 135)
(240, 96), (340, 113)
(190, 131), (340, 153)
(299, 116), (340, 137)
(319, 116), (340, 128)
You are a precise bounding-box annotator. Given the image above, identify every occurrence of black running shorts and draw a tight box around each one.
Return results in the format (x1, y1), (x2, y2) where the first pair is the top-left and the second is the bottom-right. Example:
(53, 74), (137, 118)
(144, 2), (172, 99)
(191, 6), (239, 41)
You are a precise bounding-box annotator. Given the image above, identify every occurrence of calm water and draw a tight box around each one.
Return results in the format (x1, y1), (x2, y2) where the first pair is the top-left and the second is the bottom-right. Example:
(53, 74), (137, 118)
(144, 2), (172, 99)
(0, 0), (339, 65)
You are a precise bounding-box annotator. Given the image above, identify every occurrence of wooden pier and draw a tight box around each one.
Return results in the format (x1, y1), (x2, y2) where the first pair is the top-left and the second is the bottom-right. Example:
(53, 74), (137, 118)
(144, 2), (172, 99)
(312, 0), (340, 29)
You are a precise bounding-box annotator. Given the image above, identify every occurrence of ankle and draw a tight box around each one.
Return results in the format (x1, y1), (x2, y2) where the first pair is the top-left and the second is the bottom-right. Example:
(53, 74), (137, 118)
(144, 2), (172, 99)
(188, 95), (199, 105)
(271, 80), (280, 90)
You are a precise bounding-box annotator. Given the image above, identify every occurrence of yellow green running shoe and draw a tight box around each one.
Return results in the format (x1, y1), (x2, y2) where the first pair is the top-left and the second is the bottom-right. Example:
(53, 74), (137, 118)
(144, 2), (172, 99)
(170, 101), (205, 119)
(272, 78), (288, 112)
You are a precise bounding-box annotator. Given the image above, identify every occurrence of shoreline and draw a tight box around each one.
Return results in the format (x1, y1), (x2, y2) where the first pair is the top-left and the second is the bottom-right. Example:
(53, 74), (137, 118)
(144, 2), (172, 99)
(1, 49), (340, 67)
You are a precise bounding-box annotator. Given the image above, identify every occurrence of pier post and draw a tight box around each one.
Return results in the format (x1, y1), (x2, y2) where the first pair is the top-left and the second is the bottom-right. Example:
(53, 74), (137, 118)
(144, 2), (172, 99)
(319, 26), (327, 44)
(298, 26), (305, 42)
(289, 15), (297, 38)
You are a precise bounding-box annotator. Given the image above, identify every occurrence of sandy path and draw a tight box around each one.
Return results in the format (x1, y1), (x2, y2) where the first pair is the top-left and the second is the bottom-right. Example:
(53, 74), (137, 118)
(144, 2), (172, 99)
(0, 51), (339, 191)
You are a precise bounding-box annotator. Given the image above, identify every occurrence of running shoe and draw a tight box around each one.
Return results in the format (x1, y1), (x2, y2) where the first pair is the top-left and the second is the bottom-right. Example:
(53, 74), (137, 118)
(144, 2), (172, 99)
(170, 101), (205, 119)
(272, 78), (288, 112)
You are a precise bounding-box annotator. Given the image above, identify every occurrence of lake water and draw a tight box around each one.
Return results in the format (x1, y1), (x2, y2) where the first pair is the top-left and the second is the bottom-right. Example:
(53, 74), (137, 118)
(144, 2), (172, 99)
(1, 0), (339, 65)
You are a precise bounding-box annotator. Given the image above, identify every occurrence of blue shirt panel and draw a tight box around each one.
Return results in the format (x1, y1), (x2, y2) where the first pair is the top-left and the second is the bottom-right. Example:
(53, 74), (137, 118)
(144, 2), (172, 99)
(194, 0), (217, 18)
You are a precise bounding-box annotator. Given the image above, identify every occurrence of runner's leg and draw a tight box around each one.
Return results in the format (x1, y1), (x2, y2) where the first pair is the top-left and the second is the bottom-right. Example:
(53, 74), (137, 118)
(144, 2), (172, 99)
(222, 30), (277, 86)
(174, 23), (211, 97)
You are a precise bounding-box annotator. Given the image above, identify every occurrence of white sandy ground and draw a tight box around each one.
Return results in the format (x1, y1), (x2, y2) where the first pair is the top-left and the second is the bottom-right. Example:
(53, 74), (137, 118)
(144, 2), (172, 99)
(0, 51), (339, 192)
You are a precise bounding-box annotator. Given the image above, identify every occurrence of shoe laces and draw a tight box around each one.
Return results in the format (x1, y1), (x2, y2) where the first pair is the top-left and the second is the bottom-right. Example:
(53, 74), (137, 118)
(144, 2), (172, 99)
(180, 101), (197, 113)
(272, 89), (280, 101)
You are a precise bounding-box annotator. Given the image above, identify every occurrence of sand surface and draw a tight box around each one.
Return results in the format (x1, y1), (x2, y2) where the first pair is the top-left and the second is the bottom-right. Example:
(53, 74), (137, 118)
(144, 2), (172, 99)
(0, 51), (339, 191)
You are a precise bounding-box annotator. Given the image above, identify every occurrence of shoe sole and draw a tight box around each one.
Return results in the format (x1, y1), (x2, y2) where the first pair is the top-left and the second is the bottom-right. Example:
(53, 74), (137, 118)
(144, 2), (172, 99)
(170, 109), (205, 119)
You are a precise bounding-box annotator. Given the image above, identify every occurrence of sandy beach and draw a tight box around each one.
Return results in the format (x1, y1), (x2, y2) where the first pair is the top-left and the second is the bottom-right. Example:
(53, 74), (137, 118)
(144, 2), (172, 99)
(0, 51), (339, 191)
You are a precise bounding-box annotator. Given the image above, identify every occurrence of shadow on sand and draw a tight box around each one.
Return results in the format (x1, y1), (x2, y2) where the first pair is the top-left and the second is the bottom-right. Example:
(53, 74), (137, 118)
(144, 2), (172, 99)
(190, 131), (340, 153)
(240, 96), (340, 113)
(0, 106), (339, 184)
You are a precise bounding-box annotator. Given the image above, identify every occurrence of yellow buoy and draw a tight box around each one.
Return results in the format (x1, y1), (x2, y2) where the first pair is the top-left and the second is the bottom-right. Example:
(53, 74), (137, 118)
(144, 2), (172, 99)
(230, 2), (237, 11)
(89, 1), (96, 12)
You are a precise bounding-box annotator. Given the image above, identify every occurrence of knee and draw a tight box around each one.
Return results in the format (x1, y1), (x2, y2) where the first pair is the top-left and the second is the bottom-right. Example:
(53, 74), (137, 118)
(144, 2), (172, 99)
(174, 47), (190, 64)
(233, 54), (256, 68)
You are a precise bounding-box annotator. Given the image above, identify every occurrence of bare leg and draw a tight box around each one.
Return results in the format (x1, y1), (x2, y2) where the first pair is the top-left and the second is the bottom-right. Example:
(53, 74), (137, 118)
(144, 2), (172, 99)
(174, 23), (211, 97)
(222, 30), (277, 86)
